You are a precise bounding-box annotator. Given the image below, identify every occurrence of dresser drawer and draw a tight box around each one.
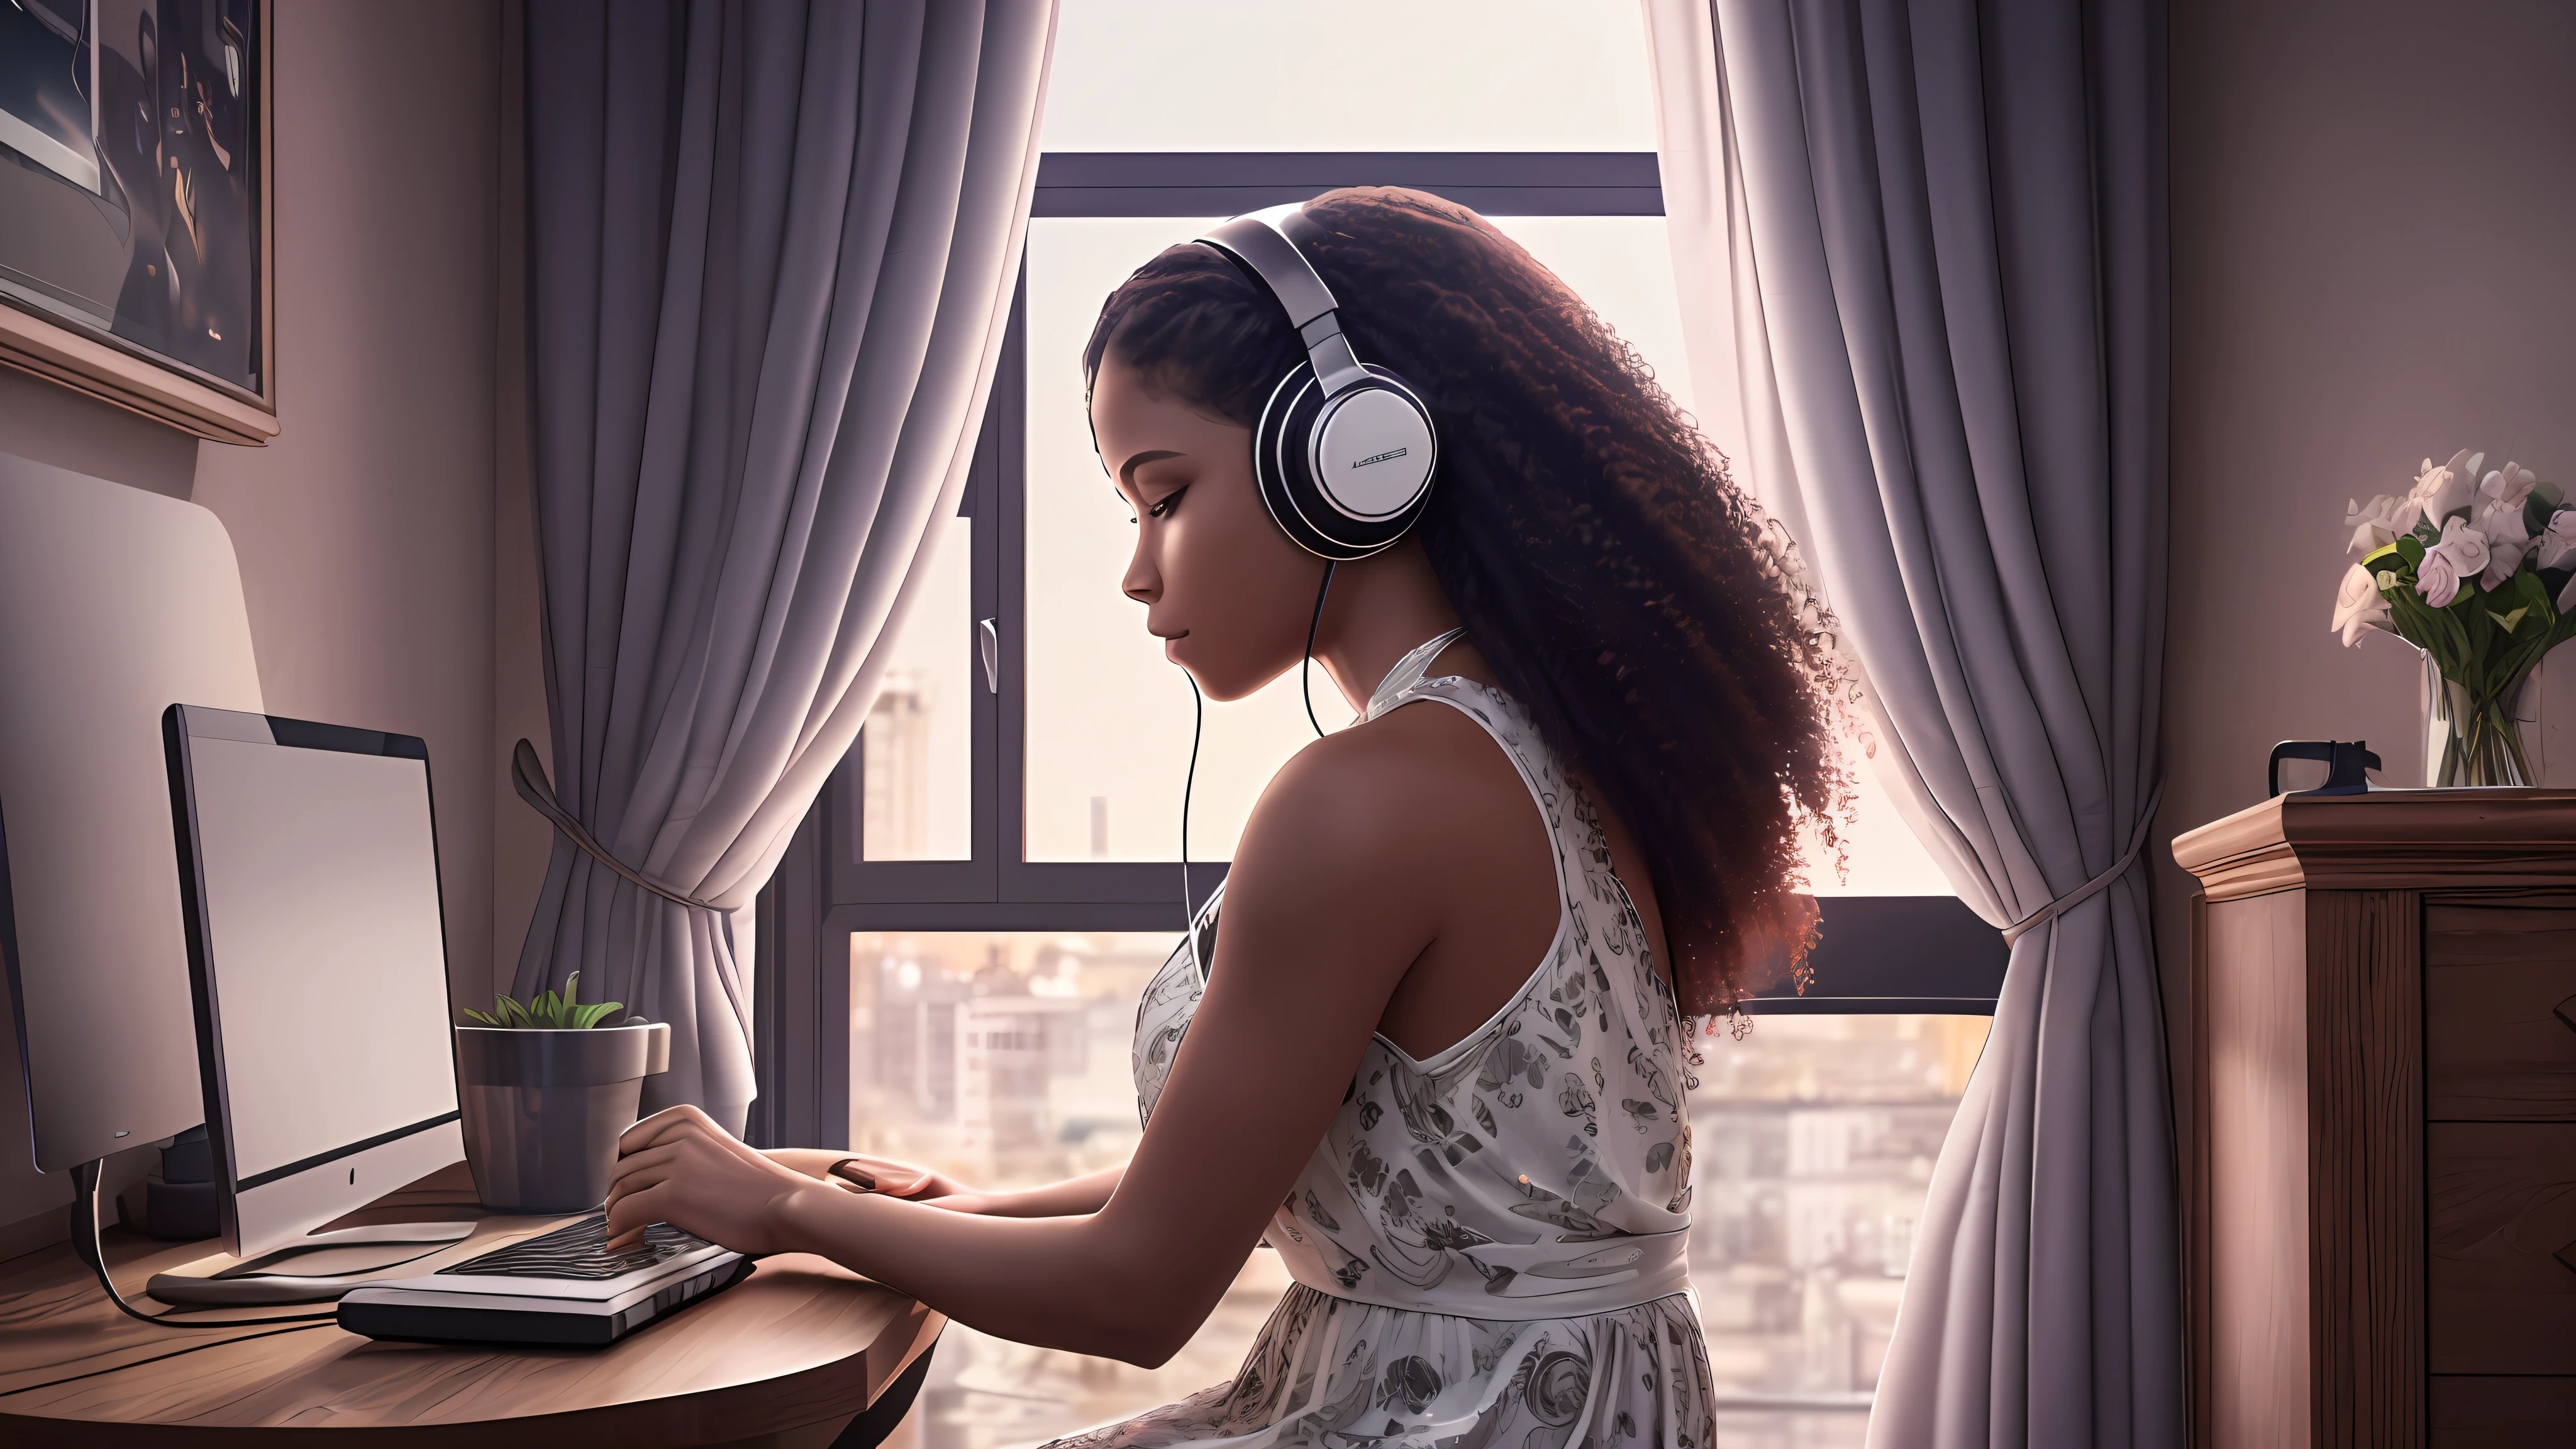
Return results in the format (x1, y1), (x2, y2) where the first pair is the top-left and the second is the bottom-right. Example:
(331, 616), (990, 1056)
(2427, 1121), (2576, 1375)
(2424, 904), (2576, 1121)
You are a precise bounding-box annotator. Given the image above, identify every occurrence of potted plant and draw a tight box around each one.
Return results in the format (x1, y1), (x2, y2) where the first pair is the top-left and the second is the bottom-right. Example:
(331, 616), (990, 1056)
(455, 972), (669, 1213)
(2333, 450), (2575, 786)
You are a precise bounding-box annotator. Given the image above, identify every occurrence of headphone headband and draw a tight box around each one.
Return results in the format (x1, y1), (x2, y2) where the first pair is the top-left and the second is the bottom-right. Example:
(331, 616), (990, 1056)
(1196, 207), (1369, 398)
(1192, 204), (1440, 561)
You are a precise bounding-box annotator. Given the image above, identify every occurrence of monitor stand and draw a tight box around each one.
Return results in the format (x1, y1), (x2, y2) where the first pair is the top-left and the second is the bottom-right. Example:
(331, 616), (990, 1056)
(147, 1221), (479, 1306)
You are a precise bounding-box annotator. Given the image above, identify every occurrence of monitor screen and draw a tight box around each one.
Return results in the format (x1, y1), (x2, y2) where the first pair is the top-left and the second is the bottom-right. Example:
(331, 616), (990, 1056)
(170, 707), (462, 1254)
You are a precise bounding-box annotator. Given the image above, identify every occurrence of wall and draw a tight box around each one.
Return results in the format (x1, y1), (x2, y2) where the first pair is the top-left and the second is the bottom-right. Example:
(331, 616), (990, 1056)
(188, 0), (504, 1006)
(2160, 0), (2576, 1124)
(0, 0), (518, 1242)
(491, 0), (555, 1002)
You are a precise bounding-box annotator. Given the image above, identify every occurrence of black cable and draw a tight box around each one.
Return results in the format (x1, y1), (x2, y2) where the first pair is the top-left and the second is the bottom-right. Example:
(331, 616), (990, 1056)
(0, 1322), (335, 1399)
(1179, 561), (1336, 981)
(1180, 671), (1204, 980)
(1299, 562), (1337, 740)
(70, 1162), (341, 1329)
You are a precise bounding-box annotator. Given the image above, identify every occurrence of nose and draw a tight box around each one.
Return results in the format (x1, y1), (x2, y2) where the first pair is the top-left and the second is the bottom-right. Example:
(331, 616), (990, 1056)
(1123, 529), (1160, 608)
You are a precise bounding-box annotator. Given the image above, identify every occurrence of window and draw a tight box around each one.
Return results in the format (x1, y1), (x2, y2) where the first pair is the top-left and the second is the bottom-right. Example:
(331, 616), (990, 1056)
(751, 8), (2003, 1447)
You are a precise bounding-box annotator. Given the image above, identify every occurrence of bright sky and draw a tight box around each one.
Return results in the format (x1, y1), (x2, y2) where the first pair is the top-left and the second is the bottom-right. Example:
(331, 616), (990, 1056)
(1040, 0), (1662, 153)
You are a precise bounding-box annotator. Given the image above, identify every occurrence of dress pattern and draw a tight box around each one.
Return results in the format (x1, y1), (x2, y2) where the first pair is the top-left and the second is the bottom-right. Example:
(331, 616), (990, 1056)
(1054, 633), (1715, 1449)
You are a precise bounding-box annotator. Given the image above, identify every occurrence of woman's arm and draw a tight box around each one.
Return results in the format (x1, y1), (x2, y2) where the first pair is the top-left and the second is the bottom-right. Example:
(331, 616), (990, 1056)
(931, 1167), (1126, 1218)
(758, 1149), (1123, 1216)
(604, 729), (1452, 1366)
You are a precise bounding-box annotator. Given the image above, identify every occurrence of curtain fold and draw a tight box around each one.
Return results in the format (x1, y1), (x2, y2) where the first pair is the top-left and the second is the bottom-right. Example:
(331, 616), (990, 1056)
(521, 0), (1053, 1132)
(1644, 2), (2177, 1443)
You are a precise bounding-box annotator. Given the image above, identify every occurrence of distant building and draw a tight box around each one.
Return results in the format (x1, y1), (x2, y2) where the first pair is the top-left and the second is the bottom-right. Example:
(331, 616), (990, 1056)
(862, 672), (931, 859)
(864, 940), (1099, 1180)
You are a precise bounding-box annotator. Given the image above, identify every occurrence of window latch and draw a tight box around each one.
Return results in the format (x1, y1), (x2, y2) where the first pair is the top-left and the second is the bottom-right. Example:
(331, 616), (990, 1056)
(978, 618), (998, 694)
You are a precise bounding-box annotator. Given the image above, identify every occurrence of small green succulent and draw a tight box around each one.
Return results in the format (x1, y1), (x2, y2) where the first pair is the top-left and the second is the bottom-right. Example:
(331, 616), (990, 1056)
(462, 970), (626, 1030)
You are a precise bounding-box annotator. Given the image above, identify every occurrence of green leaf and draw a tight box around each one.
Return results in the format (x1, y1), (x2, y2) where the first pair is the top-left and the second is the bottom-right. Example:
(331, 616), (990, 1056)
(2440, 601), (2475, 661)
(2396, 535), (2427, 569)
(467, 973), (635, 1030)
(2490, 607), (2530, 635)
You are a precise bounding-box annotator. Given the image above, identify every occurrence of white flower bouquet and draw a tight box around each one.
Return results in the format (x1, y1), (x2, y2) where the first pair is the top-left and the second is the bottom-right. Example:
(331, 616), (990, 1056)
(2333, 449), (2570, 786)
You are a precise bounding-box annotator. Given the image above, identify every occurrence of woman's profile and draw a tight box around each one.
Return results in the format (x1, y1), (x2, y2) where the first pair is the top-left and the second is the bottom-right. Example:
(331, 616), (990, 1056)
(606, 186), (1850, 1449)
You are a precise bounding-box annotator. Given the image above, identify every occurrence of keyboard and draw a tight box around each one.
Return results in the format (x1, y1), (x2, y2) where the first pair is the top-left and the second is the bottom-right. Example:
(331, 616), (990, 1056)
(437, 1215), (710, 1281)
(337, 1214), (746, 1347)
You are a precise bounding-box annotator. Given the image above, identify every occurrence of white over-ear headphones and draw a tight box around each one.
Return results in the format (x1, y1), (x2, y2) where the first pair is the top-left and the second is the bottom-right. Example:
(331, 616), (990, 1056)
(1196, 204), (1439, 560)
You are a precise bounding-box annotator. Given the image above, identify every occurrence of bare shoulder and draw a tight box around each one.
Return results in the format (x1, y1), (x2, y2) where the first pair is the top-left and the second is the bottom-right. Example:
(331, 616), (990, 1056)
(1225, 700), (1534, 913)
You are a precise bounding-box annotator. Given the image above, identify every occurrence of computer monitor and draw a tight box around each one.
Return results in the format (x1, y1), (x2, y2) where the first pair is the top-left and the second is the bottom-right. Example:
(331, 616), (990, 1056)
(163, 704), (467, 1262)
(0, 456), (264, 1178)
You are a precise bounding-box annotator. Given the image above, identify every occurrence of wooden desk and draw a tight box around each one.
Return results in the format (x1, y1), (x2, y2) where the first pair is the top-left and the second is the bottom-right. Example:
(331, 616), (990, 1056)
(0, 1166), (941, 1447)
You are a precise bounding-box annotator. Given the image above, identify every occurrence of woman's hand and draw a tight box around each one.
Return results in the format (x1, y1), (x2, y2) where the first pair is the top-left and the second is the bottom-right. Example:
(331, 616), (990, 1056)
(604, 1104), (830, 1254)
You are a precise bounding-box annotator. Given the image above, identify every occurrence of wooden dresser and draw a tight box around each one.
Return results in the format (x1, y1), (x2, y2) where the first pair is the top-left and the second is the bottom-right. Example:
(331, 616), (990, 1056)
(2174, 790), (2576, 1448)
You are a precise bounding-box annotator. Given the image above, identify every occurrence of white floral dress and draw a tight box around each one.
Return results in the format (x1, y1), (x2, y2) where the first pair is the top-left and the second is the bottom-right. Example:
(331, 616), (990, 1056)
(1048, 632), (1716, 1449)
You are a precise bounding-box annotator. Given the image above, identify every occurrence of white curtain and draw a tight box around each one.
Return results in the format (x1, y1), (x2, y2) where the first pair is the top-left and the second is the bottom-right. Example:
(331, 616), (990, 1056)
(1644, 2), (2180, 1444)
(519, 0), (1055, 1132)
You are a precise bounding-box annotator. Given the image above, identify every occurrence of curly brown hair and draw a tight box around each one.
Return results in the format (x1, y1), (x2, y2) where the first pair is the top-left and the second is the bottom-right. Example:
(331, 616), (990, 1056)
(1082, 187), (1850, 1019)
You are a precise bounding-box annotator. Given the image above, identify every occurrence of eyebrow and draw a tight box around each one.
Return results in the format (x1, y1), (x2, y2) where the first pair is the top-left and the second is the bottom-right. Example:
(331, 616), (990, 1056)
(1119, 450), (1185, 488)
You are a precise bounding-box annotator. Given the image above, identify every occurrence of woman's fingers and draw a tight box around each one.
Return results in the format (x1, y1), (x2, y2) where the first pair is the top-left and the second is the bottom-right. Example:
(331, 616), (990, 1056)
(608, 1141), (680, 1194)
(618, 1102), (716, 1155)
(603, 1135), (767, 1250)
(604, 1183), (663, 1251)
(601, 1115), (824, 1257)
(617, 1104), (774, 1178)
(602, 1140), (680, 1206)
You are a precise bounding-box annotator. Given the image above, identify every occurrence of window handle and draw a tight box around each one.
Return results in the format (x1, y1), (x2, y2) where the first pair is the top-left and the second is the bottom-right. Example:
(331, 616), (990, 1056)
(978, 618), (999, 694)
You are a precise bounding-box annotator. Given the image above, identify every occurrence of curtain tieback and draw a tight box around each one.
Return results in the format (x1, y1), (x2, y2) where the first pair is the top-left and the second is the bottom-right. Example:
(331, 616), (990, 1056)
(2000, 779), (2167, 945)
(511, 738), (722, 912)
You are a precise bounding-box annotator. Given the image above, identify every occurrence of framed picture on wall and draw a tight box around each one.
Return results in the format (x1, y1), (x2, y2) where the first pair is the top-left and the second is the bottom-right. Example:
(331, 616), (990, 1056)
(0, 0), (274, 445)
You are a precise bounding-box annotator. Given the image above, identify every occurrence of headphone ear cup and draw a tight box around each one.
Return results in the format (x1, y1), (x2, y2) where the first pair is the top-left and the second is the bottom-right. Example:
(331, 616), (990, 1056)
(1252, 365), (1436, 561)
(1253, 365), (1338, 558)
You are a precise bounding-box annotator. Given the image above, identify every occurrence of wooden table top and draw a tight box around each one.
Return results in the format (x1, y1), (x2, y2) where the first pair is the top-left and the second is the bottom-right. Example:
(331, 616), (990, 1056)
(0, 1166), (941, 1447)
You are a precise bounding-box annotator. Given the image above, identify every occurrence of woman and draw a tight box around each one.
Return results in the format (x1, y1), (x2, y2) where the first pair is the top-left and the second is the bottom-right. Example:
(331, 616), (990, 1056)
(606, 187), (1848, 1449)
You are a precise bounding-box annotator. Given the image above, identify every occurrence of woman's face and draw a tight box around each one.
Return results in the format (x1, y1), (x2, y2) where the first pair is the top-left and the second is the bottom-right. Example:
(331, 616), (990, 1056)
(1091, 358), (1324, 701)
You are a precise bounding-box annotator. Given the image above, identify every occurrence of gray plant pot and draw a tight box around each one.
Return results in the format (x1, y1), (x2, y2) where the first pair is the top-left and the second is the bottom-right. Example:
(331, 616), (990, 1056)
(455, 1022), (670, 1213)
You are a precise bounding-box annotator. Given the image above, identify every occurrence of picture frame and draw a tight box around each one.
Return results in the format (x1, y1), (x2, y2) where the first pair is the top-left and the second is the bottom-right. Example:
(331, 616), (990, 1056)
(0, 0), (275, 446)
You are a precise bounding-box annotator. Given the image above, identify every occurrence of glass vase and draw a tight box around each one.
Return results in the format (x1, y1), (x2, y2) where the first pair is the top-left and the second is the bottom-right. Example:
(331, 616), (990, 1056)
(2424, 654), (2538, 787)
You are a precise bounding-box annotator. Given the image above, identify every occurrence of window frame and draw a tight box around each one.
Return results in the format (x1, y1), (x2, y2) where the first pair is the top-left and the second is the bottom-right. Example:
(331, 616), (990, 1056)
(746, 152), (2004, 1151)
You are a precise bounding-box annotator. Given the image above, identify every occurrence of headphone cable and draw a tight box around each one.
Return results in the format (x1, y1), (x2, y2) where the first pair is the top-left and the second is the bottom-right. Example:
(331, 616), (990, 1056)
(1180, 560), (1336, 979)
(1299, 562), (1336, 740)
(1179, 672), (1204, 977)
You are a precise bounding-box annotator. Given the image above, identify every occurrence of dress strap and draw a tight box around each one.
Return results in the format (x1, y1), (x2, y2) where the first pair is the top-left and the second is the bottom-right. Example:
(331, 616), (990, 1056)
(1363, 627), (1468, 722)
